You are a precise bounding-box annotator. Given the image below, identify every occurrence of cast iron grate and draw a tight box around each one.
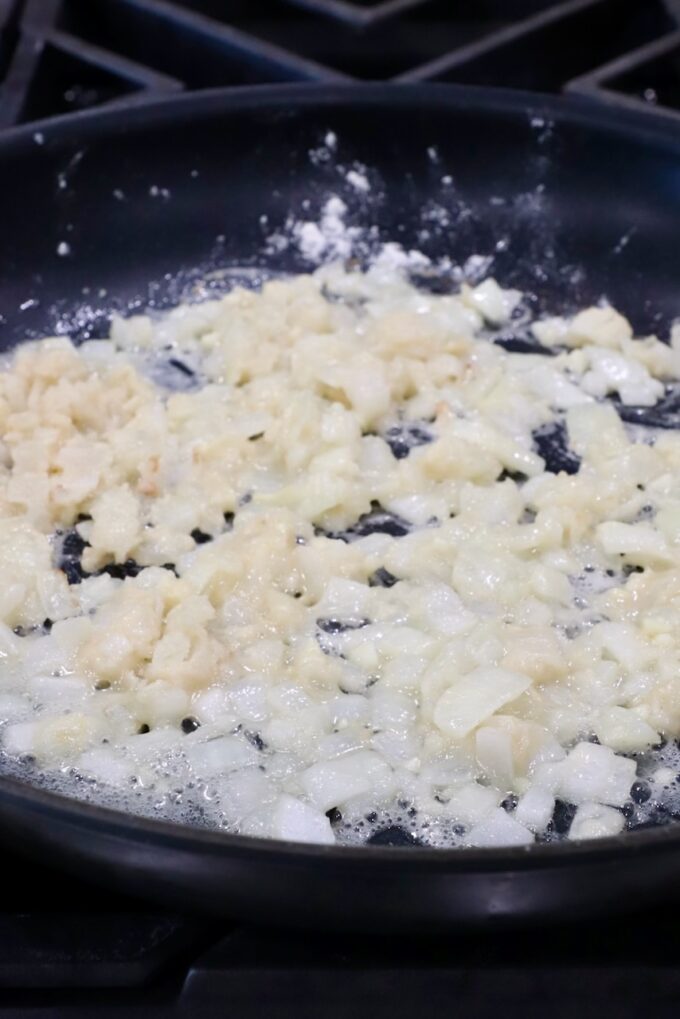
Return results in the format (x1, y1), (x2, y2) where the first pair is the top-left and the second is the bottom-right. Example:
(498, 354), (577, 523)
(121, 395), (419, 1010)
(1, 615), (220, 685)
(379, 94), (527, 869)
(567, 27), (680, 115)
(0, 0), (679, 127)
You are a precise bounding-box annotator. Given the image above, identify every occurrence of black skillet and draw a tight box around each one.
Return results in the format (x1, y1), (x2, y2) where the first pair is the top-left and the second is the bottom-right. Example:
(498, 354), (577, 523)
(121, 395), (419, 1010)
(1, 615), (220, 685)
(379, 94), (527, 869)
(0, 84), (679, 931)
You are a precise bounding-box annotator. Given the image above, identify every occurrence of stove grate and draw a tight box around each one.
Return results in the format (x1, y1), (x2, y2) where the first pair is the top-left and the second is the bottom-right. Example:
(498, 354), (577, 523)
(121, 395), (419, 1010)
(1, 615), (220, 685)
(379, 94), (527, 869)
(0, 0), (678, 126)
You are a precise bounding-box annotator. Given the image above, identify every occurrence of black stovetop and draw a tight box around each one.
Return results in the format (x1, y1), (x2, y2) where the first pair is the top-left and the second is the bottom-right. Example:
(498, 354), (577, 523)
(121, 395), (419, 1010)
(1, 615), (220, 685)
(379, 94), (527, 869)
(2, 1), (680, 1015)
(3, 836), (680, 1018)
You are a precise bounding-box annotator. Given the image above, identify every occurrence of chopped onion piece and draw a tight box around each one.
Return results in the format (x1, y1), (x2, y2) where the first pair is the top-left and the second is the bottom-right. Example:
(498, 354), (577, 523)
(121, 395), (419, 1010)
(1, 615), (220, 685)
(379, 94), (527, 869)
(515, 787), (555, 832)
(569, 802), (625, 841)
(434, 668), (532, 739)
(271, 795), (335, 845)
(187, 736), (259, 777)
(556, 743), (636, 808)
(300, 750), (394, 812)
(466, 808), (533, 847)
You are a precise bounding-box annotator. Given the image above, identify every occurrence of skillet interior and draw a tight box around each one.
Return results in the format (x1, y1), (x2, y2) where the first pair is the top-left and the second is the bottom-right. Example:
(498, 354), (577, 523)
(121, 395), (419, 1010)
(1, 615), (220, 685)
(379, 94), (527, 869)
(0, 83), (679, 929)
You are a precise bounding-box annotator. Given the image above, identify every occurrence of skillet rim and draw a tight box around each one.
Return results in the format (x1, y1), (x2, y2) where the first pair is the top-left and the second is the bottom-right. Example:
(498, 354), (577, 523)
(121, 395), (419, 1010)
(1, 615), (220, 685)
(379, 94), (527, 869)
(1, 79), (680, 154)
(0, 80), (679, 871)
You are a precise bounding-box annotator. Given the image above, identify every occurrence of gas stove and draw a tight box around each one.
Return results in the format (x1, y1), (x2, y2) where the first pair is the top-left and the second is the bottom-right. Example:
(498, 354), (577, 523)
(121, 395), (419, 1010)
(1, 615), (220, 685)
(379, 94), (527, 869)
(1, 1), (680, 1015)
(2, 833), (680, 1017)
(0, 0), (679, 125)
(1, 833), (680, 1018)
